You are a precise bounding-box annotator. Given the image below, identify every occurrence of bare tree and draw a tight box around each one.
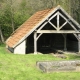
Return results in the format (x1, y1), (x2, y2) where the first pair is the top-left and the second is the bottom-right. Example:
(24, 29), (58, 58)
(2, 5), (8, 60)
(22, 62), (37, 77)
(0, 1), (5, 42)
(0, 26), (4, 42)
(10, 0), (15, 32)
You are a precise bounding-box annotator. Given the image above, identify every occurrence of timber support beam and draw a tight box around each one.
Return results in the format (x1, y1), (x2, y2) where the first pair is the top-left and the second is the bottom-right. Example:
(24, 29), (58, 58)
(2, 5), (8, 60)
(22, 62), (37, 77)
(63, 34), (67, 51)
(78, 34), (80, 53)
(34, 31), (37, 54)
(37, 30), (80, 34)
(34, 31), (43, 54)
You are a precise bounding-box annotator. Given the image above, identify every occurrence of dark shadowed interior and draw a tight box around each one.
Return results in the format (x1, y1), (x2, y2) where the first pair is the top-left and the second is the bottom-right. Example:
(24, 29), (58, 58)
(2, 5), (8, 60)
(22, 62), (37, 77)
(26, 33), (78, 54)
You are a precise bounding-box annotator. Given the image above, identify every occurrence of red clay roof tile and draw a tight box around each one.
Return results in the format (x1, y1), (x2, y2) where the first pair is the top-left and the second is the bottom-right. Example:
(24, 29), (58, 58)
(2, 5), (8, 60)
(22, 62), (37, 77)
(6, 7), (54, 47)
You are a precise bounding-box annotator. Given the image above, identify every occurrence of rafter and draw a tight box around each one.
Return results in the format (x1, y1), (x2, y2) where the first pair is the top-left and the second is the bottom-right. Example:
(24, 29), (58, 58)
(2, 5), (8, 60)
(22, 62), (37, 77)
(49, 12), (58, 21)
(59, 12), (78, 31)
(37, 22), (48, 31)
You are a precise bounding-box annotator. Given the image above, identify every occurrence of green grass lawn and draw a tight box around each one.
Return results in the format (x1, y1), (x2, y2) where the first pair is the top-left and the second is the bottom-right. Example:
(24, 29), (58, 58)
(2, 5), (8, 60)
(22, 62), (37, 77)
(0, 44), (80, 80)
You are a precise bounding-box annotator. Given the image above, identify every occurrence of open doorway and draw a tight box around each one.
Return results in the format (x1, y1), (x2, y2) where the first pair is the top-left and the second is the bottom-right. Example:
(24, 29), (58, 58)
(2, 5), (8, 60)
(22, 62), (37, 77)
(26, 33), (78, 54)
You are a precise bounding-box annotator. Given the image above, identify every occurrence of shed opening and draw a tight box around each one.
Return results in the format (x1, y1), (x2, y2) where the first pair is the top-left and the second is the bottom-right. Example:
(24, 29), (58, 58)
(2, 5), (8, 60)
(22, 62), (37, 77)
(26, 33), (78, 54)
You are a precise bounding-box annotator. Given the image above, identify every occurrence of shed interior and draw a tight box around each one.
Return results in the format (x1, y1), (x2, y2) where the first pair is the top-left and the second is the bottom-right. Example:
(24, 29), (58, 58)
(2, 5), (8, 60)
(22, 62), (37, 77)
(26, 33), (78, 54)
(26, 11), (78, 54)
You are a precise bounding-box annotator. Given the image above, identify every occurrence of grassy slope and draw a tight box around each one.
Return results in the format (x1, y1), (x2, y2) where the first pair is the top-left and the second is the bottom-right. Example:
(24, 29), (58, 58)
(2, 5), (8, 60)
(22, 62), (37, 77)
(0, 45), (80, 80)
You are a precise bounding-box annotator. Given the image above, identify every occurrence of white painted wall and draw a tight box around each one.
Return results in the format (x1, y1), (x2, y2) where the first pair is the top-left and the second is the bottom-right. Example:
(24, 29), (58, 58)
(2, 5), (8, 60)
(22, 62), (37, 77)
(14, 40), (26, 54)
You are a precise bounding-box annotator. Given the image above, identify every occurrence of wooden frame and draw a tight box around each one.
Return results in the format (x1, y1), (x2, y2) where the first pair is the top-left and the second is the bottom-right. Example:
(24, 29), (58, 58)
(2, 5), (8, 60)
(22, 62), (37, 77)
(48, 21), (57, 29)
(33, 10), (80, 54)
(78, 34), (80, 52)
(57, 12), (59, 31)
(73, 33), (79, 41)
(37, 30), (79, 33)
(59, 13), (78, 31)
(62, 34), (67, 51)
(34, 31), (37, 54)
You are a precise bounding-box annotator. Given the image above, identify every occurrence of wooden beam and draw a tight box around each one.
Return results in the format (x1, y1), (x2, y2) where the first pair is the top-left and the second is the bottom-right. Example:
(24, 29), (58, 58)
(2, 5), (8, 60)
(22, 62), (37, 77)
(48, 20), (57, 29)
(57, 12), (59, 31)
(59, 12), (78, 31)
(49, 12), (58, 21)
(38, 22), (48, 31)
(34, 31), (37, 54)
(62, 34), (67, 51)
(37, 33), (43, 40)
(59, 12), (77, 31)
(59, 21), (67, 30)
(37, 30), (80, 33)
(60, 6), (80, 29)
(78, 34), (80, 53)
(73, 33), (79, 41)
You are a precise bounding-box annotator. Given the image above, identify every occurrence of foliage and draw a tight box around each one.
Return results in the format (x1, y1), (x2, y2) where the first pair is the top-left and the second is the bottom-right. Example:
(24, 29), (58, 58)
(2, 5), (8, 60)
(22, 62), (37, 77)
(0, 0), (80, 42)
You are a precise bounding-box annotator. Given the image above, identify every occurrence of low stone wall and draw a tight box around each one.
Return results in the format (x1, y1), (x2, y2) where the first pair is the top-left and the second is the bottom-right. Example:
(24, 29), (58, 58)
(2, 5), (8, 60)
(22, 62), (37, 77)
(36, 60), (80, 73)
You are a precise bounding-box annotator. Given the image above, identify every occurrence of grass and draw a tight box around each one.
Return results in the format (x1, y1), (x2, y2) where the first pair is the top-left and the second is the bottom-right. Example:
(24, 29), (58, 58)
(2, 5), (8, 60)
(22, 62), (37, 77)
(0, 44), (80, 80)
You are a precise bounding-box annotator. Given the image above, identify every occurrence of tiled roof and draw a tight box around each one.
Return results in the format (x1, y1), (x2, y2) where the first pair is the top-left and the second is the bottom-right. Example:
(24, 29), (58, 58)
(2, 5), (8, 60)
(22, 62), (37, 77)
(6, 7), (55, 47)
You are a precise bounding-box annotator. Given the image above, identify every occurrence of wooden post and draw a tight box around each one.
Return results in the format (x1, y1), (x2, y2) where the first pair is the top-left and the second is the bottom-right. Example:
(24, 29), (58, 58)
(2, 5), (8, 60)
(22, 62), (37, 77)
(78, 34), (80, 53)
(63, 34), (67, 51)
(34, 31), (37, 54)
(57, 12), (59, 31)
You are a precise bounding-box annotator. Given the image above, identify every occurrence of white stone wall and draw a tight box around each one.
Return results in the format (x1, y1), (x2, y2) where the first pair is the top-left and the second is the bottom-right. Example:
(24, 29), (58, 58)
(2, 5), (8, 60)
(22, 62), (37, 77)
(14, 40), (26, 54)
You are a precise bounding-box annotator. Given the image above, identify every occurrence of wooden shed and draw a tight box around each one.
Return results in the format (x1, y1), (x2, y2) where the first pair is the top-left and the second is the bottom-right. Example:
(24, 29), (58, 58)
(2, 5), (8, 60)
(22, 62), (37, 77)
(6, 5), (80, 54)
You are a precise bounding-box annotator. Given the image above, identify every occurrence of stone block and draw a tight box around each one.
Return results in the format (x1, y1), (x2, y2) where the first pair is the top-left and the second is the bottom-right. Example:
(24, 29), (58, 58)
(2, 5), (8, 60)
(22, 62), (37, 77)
(36, 60), (80, 73)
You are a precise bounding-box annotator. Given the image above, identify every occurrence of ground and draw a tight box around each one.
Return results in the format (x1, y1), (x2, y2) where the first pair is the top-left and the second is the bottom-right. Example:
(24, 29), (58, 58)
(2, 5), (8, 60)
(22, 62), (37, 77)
(0, 44), (80, 80)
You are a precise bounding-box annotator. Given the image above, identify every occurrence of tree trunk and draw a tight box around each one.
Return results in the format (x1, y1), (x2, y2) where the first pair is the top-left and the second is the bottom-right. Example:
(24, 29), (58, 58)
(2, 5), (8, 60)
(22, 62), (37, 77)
(11, 15), (15, 32)
(11, 0), (15, 32)
(0, 26), (4, 43)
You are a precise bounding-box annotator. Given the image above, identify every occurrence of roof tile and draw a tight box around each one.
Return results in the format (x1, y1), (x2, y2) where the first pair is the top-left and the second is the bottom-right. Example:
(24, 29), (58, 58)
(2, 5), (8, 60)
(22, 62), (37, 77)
(6, 7), (54, 47)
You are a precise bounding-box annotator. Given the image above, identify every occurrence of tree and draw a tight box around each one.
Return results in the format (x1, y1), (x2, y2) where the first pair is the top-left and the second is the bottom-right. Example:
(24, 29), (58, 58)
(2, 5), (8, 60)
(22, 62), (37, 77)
(0, 0), (5, 42)
(0, 0), (80, 42)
